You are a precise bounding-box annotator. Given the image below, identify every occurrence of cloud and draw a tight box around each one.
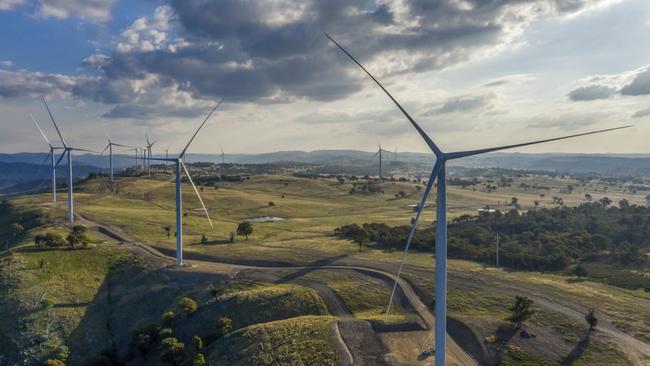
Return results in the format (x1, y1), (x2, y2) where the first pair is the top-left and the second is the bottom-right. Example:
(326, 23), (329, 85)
(102, 104), (205, 120)
(0, 0), (613, 122)
(620, 67), (650, 96)
(0, 60), (14, 68)
(0, 69), (75, 99)
(632, 107), (650, 119)
(0, 0), (25, 11)
(36, 0), (117, 22)
(526, 111), (610, 130)
(433, 94), (495, 114)
(567, 84), (617, 101)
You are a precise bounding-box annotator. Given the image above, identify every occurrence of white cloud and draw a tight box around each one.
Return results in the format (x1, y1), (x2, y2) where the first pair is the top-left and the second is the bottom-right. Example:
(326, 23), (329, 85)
(36, 0), (117, 22)
(0, 60), (14, 68)
(0, 0), (26, 10)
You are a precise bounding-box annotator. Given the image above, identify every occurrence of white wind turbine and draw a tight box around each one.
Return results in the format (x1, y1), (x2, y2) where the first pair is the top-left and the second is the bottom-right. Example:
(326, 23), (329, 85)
(102, 129), (134, 182)
(43, 98), (96, 223)
(147, 100), (222, 265)
(373, 143), (392, 178)
(31, 114), (63, 202)
(325, 33), (631, 366)
(145, 134), (158, 176)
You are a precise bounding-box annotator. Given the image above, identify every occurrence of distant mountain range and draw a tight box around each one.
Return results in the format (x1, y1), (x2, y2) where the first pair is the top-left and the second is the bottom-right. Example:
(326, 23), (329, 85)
(1, 151), (649, 195)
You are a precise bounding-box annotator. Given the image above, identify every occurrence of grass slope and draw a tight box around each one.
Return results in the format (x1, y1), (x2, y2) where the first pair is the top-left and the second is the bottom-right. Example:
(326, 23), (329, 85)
(205, 315), (339, 366)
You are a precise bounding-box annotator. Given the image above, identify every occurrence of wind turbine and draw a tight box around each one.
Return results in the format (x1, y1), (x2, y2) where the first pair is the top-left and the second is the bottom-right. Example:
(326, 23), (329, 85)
(146, 134), (158, 176)
(31, 114), (63, 202)
(42, 98), (96, 223)
(373, 144), (392, 178)
(102, 129), (134, 182)
(325, 33), (631, 366)
(147, 100), (223, 266)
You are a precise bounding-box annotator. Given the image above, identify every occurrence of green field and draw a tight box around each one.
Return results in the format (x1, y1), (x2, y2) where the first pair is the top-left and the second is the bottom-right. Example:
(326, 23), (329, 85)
(2, 173), (649, 365)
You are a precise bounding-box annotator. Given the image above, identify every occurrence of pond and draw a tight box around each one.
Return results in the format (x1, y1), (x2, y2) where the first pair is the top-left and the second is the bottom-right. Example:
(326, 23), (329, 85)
(246, 216), (287, 223)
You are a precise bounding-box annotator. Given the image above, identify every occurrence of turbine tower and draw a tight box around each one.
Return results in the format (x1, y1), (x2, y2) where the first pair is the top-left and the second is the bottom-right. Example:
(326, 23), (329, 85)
(326, 33), (630, 366)
(43, 98), (95, 223)
(145, 135), (158, 176)
(102, 129), (134, 182)
(32, 114), (63, 202)
(147, 100), (222, 266)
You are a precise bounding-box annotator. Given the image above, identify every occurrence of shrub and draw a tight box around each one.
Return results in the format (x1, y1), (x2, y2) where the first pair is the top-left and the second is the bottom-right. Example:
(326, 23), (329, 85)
(44, 360), (65, 366)
(160, 337), (185, 364)
(200, 234), (208, 244)
(217, 317), (232, 337)
(179, 297), (198, 315)
(163, 311), (175, 326)
(192, 335), (204, 352)
(507, 296), (534, 329)
(236, 221), (253, 240)
(268, 201), (275, 206)
(134, 333), (153, 355)
(159, 327), (173, 338)
(193, 354), (206, 366)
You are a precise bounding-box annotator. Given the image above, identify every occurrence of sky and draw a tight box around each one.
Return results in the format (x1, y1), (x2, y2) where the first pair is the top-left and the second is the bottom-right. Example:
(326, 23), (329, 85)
(0, 0), (649, 155)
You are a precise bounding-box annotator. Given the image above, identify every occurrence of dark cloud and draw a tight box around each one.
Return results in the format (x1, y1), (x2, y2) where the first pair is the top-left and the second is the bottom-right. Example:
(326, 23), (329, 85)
(1, 0), (610, 120)
(632, 107), (650, 119)
(620, 68), (650, 96)
(567, 84), (617, 101)
(102, 104), (205, 120)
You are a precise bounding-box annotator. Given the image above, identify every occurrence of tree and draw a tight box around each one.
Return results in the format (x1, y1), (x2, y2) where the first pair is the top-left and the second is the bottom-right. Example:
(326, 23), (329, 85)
(192, 335), (204, 353)
(67, 225), (90, 250)
(599, 197), (611, 207)
(200, 234), (208, 245)
(217, 316), (232, 337)
(507, 295), (534, 329)
(164, 225), (172, 239)
(160, 337), (185, 364)
(179, 297), (198, 316)
(585, 193), (592, 201)
(163, 311), (175, 326)
(585, 309), (598, 331)
(44, 360), (65, 366)
(574, 265), (588, 279)
(9, 223), (24, 240)
(193, 354), (206, 366)
(511, 197), (520, 209)
(353, 228), (370, 251)
(268, 201), (275, 206)
(618, 199), (630, 208)
(237, 221), (253, 240)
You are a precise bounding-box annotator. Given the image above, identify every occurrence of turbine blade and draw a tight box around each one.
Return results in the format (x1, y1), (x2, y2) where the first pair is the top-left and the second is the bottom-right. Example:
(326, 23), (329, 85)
(42, 150), (53, 165)
(31, 114), (52, 146)
(446, 125), (632, 160)
(112, 143), (135, 148)
(386, 159), (442, 316)
(180, 99), (224, 158)
(104, 128), (111, 143)
(55, 150), (68, 166)
(146, 134), (150, 146)
(324, 33), (443, 157)
(69, 148), (99, 153)
(101, 144), (110, 155)
(42, 97), (67, 148)
(180, 160), (214, 229)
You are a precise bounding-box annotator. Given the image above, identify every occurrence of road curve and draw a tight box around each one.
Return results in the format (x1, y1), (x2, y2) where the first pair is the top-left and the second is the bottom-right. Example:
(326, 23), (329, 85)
(75, 213), (477, 366)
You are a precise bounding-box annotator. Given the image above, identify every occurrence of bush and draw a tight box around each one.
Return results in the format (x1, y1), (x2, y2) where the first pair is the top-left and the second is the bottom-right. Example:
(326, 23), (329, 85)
(44, 360), (65, 366)
(200, 234), (208, 244)
(134, 333), (153, 355)
(159, 327), (173, 338)
(67, 225), (90, 249)
(179, 297), (198, 315)
(160, 337), (185, 364)
(193, 354), (206, 366)
(217, 317), (233, 337)
(163, 311), (175, 326)
(268, 201), (275, 206)
(192, 335), (204, 352)
(236, 221), (253, 240)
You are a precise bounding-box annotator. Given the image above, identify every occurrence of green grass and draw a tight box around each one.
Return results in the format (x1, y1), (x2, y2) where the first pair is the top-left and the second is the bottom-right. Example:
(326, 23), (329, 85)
(0, 242), (137, 364)
(205, 315), (339, 366)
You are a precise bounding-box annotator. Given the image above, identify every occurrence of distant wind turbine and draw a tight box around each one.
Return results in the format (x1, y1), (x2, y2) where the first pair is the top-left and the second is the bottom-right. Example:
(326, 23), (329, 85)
(43, 98), (96, 223)
(373, 144), (392, 178)
(326, 33), (631, 366)
(145, 134), (158, 176)
(102, 129), (134, 182)
(31, 114), (63, 202)
(147, 100), (223, 265)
